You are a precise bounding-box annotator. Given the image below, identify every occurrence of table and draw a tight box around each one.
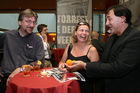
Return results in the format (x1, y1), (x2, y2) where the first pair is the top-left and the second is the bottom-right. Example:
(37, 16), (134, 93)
(6, 68), (80, 93)
(52, 48), (64, 66)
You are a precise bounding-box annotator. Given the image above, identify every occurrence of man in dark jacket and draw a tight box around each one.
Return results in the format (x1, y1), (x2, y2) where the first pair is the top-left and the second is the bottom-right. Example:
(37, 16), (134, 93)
(66, 5), (140, 93)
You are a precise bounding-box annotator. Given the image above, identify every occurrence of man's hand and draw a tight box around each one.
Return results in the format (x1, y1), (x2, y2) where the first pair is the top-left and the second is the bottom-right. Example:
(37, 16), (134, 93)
(41, 33), (48, 42)
(65, 61), (86, 72)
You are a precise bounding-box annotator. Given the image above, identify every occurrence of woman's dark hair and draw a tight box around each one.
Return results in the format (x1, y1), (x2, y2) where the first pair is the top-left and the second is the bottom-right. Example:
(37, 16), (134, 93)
(106, 5), (132, 25)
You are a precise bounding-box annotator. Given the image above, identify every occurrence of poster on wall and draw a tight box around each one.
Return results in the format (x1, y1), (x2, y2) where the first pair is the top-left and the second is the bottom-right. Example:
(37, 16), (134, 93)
(57, 0), (92, 48)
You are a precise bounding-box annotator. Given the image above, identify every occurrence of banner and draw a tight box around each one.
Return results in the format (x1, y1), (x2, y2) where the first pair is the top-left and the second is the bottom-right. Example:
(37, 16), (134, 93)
(57, 0), (92, 48)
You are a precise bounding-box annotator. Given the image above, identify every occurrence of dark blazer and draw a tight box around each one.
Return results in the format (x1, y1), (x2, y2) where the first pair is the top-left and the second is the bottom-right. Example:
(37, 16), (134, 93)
(86, 26), (140, 93)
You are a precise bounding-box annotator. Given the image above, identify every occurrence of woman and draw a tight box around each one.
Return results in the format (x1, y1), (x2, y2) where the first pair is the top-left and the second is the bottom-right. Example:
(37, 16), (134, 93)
(58, 22), (99, 93)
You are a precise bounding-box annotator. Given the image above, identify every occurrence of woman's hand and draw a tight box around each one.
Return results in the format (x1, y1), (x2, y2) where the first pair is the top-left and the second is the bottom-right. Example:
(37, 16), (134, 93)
(58, 62), (67, 72)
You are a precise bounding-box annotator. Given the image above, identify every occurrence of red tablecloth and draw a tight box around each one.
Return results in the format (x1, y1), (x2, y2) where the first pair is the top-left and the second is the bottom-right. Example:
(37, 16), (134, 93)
(6, 68), (80, 93)
(52, 48), (65, 63)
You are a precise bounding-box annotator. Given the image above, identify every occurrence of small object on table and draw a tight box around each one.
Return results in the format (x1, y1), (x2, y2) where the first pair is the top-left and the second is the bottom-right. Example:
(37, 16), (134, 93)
(33, 60), (42, 72)
(22, 65), (31, 77)
(40, 70), (51, 77)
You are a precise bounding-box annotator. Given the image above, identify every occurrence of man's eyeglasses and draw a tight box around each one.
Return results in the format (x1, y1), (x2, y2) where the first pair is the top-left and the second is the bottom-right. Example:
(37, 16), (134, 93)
(25, 20), (37, 25)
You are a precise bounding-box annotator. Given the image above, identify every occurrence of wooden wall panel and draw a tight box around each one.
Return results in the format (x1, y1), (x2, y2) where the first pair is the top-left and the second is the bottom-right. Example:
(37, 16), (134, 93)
(0, 0), (118, 11)
(106, 0), (119, 9)
(0, 0), (56, 10)
(92, 0), (119, 11)
(0, 0), (20, 9)
(20, 0), (56, 10)
(93, 0), (106, 11)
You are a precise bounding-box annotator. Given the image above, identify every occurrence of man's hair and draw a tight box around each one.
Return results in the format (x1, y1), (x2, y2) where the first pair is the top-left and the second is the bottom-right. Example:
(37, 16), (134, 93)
(37, 24), (47, 33)
(106, 5), (132, 25)
(18, 9), (38, 22)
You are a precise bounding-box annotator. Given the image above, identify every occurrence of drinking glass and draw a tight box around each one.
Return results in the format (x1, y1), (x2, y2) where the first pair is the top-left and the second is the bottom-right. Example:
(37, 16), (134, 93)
(22, 65), (31, 76)
(33, 62), (41, 72)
